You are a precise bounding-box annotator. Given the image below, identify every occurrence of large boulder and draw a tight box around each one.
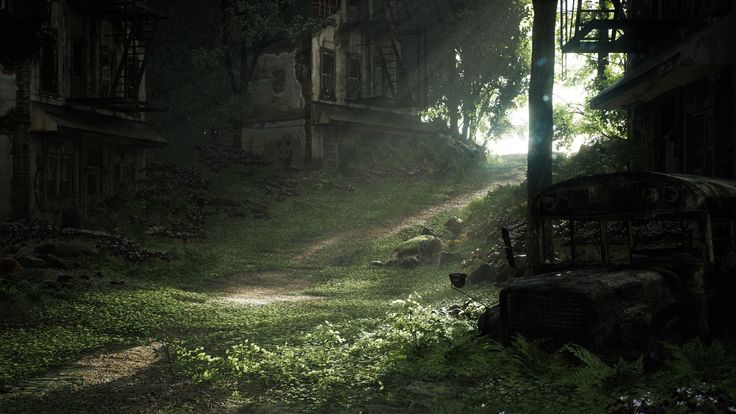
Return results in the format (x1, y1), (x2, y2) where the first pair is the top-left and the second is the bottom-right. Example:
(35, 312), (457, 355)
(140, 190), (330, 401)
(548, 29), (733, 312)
(394, 235), (446, 259)
(0, 257), (23, 275)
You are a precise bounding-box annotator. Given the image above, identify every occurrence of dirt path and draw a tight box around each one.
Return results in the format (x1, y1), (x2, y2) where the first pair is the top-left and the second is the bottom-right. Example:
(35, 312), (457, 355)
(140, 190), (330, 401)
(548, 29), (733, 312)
(295, 174), (522, 262)
(216, 173), (521, 306)
(2, 172), (522, 412)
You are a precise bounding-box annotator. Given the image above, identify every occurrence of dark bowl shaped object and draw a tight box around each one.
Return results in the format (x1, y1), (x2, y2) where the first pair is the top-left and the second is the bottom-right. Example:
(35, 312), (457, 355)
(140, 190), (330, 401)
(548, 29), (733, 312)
(449, 272), (467, 288)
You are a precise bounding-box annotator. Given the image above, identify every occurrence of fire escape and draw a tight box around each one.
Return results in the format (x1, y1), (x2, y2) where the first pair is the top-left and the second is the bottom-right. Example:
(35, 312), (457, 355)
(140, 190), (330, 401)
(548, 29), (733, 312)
(559, 0), (683, 54)
(71, 0), (163, 112)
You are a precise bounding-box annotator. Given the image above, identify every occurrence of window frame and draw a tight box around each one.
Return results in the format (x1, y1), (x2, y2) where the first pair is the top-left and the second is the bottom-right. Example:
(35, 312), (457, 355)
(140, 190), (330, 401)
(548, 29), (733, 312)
(347, 54), (361, 100)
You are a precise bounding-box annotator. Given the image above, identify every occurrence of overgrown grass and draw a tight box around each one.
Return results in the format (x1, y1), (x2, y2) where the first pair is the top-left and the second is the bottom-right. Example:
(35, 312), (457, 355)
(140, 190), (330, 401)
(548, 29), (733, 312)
(0, 163), (501, 390)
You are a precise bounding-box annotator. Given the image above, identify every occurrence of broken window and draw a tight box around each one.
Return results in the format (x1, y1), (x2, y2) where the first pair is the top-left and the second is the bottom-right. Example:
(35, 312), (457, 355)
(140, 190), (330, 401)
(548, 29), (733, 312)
(347, 54), (361, 100)
(41, 30), (58, 94)
(100, 48), (114, 96)
(71, 38), (85, 99)
(320, 49), (335, 99)
(44, 145), (74, 202)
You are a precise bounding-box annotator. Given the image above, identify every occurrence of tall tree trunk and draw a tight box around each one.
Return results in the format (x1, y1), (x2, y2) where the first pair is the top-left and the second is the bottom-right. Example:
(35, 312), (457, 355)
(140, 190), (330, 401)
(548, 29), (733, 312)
(447, 49), (460, 137)
(527, 0), (557, 268)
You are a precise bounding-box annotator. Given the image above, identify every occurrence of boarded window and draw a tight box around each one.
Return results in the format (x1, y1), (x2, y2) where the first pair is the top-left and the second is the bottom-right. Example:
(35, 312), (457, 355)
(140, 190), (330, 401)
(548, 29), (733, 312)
(347, 55), (361, 100)
(41, 30), (58, 94)
(320, 49), (335, 99)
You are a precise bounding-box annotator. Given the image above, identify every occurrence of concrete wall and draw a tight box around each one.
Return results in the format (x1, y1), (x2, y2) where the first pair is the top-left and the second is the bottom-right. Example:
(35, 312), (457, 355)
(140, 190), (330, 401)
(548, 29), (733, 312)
(242, 119), (307, 168)
(246, 51), (305, 120)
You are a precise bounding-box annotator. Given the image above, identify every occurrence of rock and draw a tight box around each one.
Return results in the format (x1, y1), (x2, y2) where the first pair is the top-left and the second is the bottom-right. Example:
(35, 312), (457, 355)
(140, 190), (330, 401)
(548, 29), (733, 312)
(41, 280), (61, 290)
(37, 253), (72, 270)
(395, 235), (446, 259)
(18, 256), (47, 269)
(440, 251), (462, 264)
(369, 260), (385, 267)
(477, 305), (501, 337)
(394, 256), (421, 268)
(419, 226), (436, 236)
(444, 217), (463, 237)
(79, 274), (91, 281)
(0, 257), (23, 275)
(35, 241), (96, 258)
(110, 280), (126, 286)
(57, 274), (74, 284)
(13, 246), (33, 259)
(467, 263), (494, 284)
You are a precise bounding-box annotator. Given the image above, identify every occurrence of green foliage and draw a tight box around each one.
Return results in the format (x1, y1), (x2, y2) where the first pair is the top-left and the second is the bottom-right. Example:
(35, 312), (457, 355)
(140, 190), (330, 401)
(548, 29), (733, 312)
(424, 0), (530, 142)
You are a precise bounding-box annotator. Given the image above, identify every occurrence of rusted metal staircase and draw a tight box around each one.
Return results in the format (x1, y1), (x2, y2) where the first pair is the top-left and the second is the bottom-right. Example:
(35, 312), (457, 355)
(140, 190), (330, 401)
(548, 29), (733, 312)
(71, 0), (163, 112)
(373, 0), (413, 103)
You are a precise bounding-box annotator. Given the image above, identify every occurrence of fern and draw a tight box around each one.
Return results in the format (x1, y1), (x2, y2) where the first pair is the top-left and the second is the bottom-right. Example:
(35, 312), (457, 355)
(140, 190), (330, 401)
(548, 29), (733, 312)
(664, 340), (736, 385)
(563, 344), (644, 397)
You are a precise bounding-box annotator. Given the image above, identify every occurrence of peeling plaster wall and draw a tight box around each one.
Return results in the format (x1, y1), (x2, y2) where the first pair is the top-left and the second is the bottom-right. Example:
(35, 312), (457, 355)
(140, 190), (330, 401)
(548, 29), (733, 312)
(246, 51), (305, 120)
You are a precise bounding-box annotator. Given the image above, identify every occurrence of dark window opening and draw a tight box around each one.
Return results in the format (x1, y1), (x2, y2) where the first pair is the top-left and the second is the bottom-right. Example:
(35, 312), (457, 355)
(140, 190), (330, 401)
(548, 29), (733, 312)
(41, 31), (58, 94)
(373, 61), (386, 97)
(100, 48), (113, 96)
(44, 146), (74, 202)
(320, 49), (335, 99)
(348, 55), (361, 100)
(71, 39), (85, 99)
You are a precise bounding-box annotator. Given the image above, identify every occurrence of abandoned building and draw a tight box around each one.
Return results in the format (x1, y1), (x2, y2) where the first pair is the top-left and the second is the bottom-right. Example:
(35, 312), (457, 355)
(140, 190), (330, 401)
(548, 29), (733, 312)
(0, 0), (166, 224)
(561, 0), (736, 178)
(242, 0), (438, 168)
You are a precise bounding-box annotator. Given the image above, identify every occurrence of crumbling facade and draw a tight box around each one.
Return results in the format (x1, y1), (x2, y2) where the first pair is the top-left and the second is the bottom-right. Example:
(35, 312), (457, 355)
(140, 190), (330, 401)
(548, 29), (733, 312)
(241, 0), (434, 168)
(0, 0), (166, 225)
(562, 0), (736, 178)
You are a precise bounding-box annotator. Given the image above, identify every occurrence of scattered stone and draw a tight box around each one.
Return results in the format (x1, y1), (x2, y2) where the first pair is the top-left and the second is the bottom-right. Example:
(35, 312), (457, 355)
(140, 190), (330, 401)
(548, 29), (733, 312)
(110, 280), (126, 286)
(40, 254), (71, 270)
(18, 256), (47, 269)
(0, 257), (23, 275)
(79, 274), (91, 281)
(440, 251), (462, 264)
(444, 217), (463, 237)
(369, 260), (385, 267)
(41, 280), (61, 290)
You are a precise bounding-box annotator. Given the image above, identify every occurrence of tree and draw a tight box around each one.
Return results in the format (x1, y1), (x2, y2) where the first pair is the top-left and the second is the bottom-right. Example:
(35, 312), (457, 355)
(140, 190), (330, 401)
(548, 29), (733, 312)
(424, 0), (529, 142)
(526, 0), (557, 266)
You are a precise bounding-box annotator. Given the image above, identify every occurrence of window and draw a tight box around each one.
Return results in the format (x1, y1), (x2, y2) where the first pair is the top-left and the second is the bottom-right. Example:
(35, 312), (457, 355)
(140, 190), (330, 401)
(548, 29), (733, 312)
(320, 49), (335, 99)
(347, 55), (361, 100)
(71, 39), (85, 99)
(373, 61), (386, 97)
(44, 145), (74, 202)
(100, 48), (114, 96)
(41, 30), (58, 94)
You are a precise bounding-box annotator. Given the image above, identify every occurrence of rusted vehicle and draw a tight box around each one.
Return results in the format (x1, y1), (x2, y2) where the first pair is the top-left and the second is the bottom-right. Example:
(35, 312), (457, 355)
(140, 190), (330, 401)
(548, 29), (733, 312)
(475, 172), (736, 356)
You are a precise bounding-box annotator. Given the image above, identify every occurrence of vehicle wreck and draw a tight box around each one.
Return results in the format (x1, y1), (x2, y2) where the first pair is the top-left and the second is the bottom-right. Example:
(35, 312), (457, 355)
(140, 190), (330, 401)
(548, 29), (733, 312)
(459, 171), (736, 358)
